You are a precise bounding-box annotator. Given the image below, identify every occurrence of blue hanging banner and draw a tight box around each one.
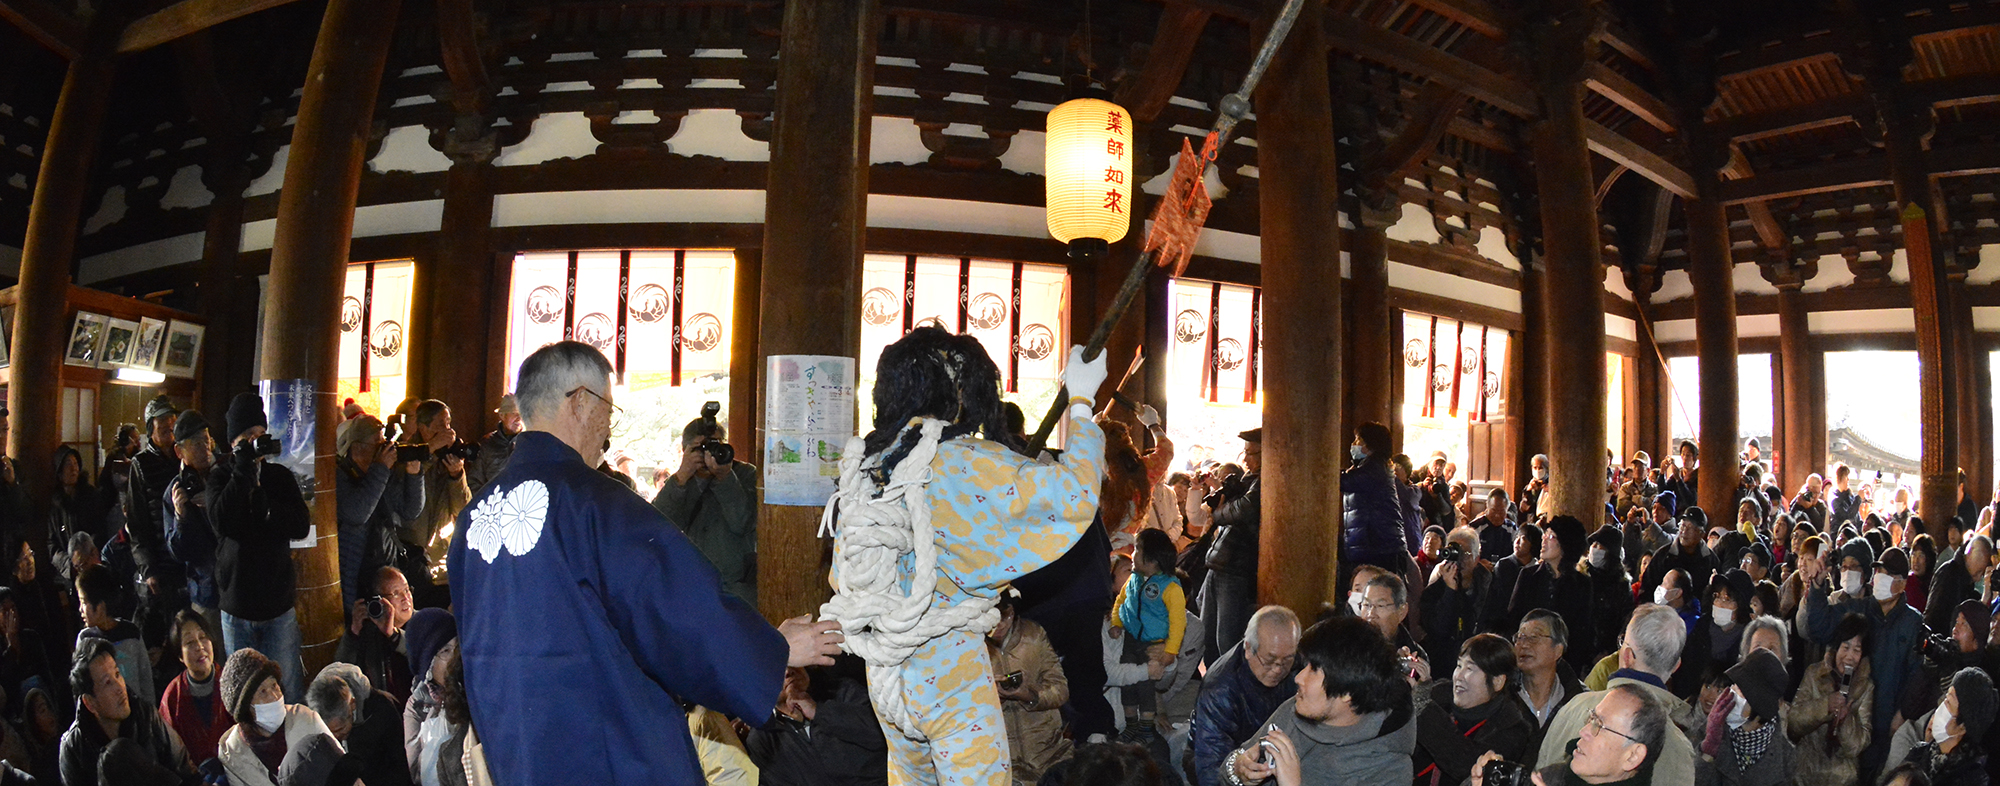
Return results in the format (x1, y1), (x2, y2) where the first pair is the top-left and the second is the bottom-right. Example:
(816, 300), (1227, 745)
(259, 378), (318, 507)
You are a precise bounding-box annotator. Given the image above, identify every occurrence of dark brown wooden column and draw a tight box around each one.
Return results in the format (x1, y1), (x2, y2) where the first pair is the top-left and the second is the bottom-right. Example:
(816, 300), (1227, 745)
(1949, 277), (1985, 508)
(195, 151), (253, 419)
(7, 31), (117, 505)
(424, 142), (496, 429)
(1685, 192), (1740, 521)
(1523, 4), (1606, 529)
(256, 0), (401, 670)
(756, 0), (878, 622)
(1514, 255), (1548, 492)
(1254, 0), (1341, 611)
(1347, 201), (1395, 434)
(1775, 280), (1815, 492)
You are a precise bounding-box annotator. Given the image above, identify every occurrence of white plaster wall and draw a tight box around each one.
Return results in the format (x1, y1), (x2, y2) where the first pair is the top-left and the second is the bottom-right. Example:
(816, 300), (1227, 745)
(238, 199), (445, 253)
(82, 187), (127, 235)
(246, 145), (289, 196)
(1732, 261), (1778, 295)
(1139, 144), (1229, 201)
(494, 113), (596, 167)
(1607, 314), (1637, 342)
(869, 116), (929, 165)
(493, 189), (763, 227)
(1387, 261), (1521, 313)
(1605, 267), (1634, 302)
(1478, 226), (1518, 270)
(1736, 313), (1781, 338)
(1806, 307), (1915, 334)
(1972, 306), (2000, 331)
(78, 232), (205, 284)
(1888, 248), (1910, 284)
(1193, 228), (1259, 265)
(1655, 269), (1695, 302)
(1971, 245), (2000, 286)
(1801, 253), (1855, 293)
(160, 166), (213, 210)
(1383, 202), (1441, 245)
(370, 125), (451, 173)
(867, 194), (1046, 239)
(999, 129), (1044, 176)
(668, 108), (769, 161)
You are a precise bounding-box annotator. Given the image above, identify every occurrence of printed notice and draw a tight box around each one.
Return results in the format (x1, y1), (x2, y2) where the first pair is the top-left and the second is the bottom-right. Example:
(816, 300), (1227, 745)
(763, 356), (857, 506)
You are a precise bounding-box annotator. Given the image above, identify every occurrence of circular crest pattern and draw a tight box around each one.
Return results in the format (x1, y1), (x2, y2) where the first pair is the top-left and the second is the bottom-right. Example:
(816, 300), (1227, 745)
(526, 286), (564, 324)
(629, 283), (671, 324)
(1403, 339), (1427, 367)
(369, 321), (404, 359)
(1019, 324), (1055, 360)
(968, 292), (1008, 331)
(862, 287), (901, 326)
(575, 313), (615, 352)
(339, 297), (363, 333)
(1173, 310), (1207, 344)
(1215, 338), (1245, 371)
(682, 313), (723, 352)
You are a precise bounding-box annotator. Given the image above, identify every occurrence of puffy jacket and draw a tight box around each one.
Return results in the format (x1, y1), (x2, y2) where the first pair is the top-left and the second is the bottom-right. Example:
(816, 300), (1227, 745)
(1203, 476), (1260, 576)
(336, 457), (423, 610)
(1788, 658), (1872, 786)
(1191, 642), (1298, 786)
(994, 617), (1070, 784)
(1341, 458), (1409, 567)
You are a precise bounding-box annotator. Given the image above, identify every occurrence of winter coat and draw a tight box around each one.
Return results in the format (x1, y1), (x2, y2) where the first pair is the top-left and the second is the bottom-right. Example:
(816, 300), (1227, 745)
(59, 692), (191, 786)
(994, 617), (1071, 784)
(1696, 720), (1796, 786)
(1509, 564), (1597, 671)
(1643, 541), (1719, 601)
(1804, 586), (1926, 745)
(1586, 563), (1635, 660)
(1928, 555), (1981, 633)
(218, 703), (340, 786)
(1191, 642), (1299, 786)
(126, 441), (182, 573)
(335, 623), (413, 704)
(651, 462), (760, 602)
(1481, 555), (1531, 635)
(47, 479), (109, 586)
(163, 465), (220, 608)
(1343, 458), (1411, 568)
(1226, 698), (1416, 786)
(1788, 658), (1873, 786)
(1104, 612), (1205, 727)
(1885, 708), (1990, 786)
(210, 454), (312, 621)
(741, 664), (888, 786)
(1536, 675), (1701, 786)
(158, 670), (232, 764)
(467, 428), (517, 496)
(336, 457), (423, 610)
(1203, 476), (1261, 577)
(1412, 681), (1536, 786)
(1420, 561), (1492, 677)
(406, 456), (471, 569)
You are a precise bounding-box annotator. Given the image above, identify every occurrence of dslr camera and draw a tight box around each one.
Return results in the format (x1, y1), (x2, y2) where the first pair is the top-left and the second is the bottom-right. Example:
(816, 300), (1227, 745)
(361, 595), (390, 624)
(383, 421), (432, 464)
(692, 401), (734, 465)
(1439, 543), (1468, 564)
(1917, 632), (1962, 667)
(436, 440), (481, 463)
(237, 433), (281, 460)
(1482, 759), (1533, 786)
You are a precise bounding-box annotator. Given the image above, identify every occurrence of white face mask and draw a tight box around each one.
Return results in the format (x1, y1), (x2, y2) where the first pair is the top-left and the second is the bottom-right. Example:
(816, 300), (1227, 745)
(1931, 703), (1956, 742)
(1872, 573), (1897, 601)
(253, 699), (285, 734)
(1533, 468), (1548, 482)
(1725, 688), (1750, 729)
(1347, 594), (1365, 615)
(1589, 547), (1610, 569)
(1842, 570), (1865, 597)
(1713, 607), (1736, 629)
(1653, 586), (1674, 606)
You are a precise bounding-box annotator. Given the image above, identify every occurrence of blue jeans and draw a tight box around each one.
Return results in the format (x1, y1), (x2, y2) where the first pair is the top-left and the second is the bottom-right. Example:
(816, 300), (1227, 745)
(221, 607), (306, 702)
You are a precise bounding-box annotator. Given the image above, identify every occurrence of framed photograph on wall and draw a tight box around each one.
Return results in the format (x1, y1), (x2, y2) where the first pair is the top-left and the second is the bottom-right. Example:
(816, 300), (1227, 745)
(65, 312), (108, 367)
(131, 317), (167, 370)
(100, 319), (139, 368)
(161, 321), (205, 378)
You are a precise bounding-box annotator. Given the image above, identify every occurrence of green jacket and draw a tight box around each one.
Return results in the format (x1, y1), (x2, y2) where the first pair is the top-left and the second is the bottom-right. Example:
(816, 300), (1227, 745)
(651, 462), (759, 602)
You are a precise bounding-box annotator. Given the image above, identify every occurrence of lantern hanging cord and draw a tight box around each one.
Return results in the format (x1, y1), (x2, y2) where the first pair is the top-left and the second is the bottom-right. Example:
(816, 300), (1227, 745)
(1027, 0), (1309, 452)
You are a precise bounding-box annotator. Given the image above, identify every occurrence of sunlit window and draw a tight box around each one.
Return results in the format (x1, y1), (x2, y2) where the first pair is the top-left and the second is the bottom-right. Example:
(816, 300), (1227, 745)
(1824, 350), (1919, 496)
(505, 250), (737, 483)
(1399, 312), (1508, 482)
(858, 254), (1068, 442)
(337, 260), (415, 416)
(1167, 278), (1264, 470)
(1666, 353), (1776, 474)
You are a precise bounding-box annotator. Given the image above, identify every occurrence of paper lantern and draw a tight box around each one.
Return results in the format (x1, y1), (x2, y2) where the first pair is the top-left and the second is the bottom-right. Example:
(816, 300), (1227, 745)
(1044, 97), (1133, 247)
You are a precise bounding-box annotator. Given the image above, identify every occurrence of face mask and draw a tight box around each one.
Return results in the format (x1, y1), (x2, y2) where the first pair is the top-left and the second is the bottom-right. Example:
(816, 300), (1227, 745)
(1347, 594), (1365, 615)
(253, 699), (285, 734)
(1653, 586), (1673, 606)
(1350, 445), (1368, 462)
(1842, 570), (1865, 597)
(1589, 547), (1609, 569)
(1872, 573), (1896, 601)
(1931, 703), (1956, 742)
(1725, 689), (1750, 730)
(1533, 468), (1548, 481)
(1713, 607), (1736, 628)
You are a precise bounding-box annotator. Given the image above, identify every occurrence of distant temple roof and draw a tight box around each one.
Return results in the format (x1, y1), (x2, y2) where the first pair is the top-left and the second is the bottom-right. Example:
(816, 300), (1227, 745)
(1828, 425), (1920, 478)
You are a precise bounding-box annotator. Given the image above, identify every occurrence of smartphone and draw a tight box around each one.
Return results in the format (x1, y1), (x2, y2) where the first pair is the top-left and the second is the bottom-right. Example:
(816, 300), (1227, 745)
(998, 671), (1024, 691)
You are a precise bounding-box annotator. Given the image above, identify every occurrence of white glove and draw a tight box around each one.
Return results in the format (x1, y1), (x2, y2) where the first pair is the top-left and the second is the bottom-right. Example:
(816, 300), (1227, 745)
(1061, 345), (1108, 406)
(1138, 405), (1161, 429)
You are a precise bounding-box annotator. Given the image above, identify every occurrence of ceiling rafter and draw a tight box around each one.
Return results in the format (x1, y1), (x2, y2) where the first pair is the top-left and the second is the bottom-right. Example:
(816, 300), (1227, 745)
(1114, 3), (1210, 124)
(0, 0), (83, 59)
(118, 0), (304, 53)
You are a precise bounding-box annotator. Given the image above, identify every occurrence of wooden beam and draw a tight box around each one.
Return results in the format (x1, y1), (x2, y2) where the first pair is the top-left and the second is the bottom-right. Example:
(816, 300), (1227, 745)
(1585, 61), (1675, 132)
(1408, 0), (1503, 40)
(1597, 20), (1658, 72)
(0, 0), (83, 59)
(435, 0), (488, 115)
(118, 0), (303, 53)
(1584, 119), (1695, 197)
(1720, 146), (1788, 252)
(1113, 4), (1209, 123)
(1708, 94), (1869, 143)
(1361, 81), (1469, 186)
(1718, 154), (1892, 204)
(1323, 11), (1536, 116)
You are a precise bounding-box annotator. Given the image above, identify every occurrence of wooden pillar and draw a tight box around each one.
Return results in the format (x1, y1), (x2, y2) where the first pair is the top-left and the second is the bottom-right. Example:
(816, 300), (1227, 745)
(7, 33), (117, 505)
(1777, 285), (1815, 491)
(196, 150), (253, 418)
(756, 0), (878, 622)
(1685, 191), (1740, 521)
(424, 145), (497, 428)
(1515, 256), (1548, 490)
(1254, 0), (1341, 610)
(729, 248), (762, 459)
(1524, 5), (1606, 530)
(1348, 204), (1395, 433)
(257, 0), (402, 670)
(1949, 278), (1985, 509)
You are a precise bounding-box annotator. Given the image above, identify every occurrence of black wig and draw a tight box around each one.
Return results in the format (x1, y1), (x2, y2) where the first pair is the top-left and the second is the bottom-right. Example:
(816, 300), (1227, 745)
(862, 326), (1027, 484)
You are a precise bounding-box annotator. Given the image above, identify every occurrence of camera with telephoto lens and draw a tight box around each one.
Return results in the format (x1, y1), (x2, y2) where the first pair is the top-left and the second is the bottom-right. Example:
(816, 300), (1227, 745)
(436, 440), (481, 463)
(1482, 760), (1533, 786)
(1916, 632), (1962, 667)
(694, 401), (734, 465)
(236, 433), (281, 460)
(383, 421), (432, 464)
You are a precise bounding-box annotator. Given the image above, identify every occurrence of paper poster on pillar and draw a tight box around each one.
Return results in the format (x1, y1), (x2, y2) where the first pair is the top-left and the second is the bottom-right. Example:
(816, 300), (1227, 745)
(259, 378), (319, 517)
(763, 355), (856, 506)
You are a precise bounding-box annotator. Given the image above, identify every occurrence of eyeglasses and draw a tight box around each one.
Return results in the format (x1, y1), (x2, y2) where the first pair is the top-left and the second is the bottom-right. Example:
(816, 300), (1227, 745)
(566, 386), (623, 417)
(1515, 633), (1554, 646)
(1584, 710), (1639, 744)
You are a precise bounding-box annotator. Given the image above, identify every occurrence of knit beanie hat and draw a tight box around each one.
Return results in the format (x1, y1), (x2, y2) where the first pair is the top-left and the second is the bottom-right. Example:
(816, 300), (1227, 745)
(1952, 667), (1999, 741)
(1959, 600), (1992, 649)
(226, 392), (268, 442)
(1838, 537), (1875, 570)
(219, 648), (281, 727)
(171, 410), (211, 445)
(1725, 648), (1787, 722)
(405, 608), (458, 678)
(143, 394), (177, 424)
(1653, 491), (1677, 517)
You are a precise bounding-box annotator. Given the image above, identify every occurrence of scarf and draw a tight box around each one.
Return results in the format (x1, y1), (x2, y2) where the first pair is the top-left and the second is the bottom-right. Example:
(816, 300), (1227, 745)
(1731, 722), (1776, 770)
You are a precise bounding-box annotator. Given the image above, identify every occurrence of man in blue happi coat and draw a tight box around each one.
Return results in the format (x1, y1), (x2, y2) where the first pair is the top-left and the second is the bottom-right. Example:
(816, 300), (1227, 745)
(449, 341), (844, 785)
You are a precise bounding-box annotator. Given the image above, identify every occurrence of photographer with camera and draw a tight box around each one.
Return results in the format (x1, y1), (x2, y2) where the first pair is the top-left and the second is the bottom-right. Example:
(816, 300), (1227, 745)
(161, 412), (220, 618)
(397, 400), (471, 610)
(468, 394), (523, 496)
(651, 402), (759, 603)
(1926, 533), (1991, 634)
(1421, 527), (1490, 677)
(333, 565), (417, 702)
(210, 393), (311, 701)
(1883, 667), (1997, 786)
(335, 414), (424, 612)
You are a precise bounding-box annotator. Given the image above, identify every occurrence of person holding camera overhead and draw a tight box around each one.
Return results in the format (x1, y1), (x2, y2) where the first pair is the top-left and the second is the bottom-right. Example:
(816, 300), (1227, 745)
(651, 402), (758, 603)
(210, 393), (312, 702)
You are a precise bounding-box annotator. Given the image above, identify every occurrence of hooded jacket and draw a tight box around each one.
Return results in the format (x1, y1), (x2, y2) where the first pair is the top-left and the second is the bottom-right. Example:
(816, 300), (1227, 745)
(1225, 697), (1416, 786)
